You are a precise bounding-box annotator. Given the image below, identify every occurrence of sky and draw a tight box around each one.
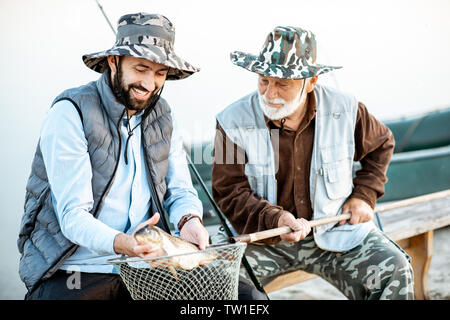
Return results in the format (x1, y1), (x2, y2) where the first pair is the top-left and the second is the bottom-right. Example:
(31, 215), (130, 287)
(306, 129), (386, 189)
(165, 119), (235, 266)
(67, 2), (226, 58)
(0, 0), (449, 298)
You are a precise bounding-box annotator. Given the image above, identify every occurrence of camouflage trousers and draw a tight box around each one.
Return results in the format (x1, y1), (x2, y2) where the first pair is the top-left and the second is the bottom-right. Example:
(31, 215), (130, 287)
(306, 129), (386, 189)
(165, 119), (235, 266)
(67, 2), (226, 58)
(240, 228), (414, 300)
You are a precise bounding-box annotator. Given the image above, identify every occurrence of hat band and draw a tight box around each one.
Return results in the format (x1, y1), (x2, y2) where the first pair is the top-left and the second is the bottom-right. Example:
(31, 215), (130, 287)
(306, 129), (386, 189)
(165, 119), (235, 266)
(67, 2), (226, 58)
(117, 24), (174, 43)
(114, 36), (174, 51)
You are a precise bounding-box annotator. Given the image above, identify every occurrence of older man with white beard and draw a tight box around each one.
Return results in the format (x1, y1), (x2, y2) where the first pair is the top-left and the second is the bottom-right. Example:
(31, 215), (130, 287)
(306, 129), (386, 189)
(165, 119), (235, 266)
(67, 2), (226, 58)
(211, 26), (414, 300)
(258, 76), (308, 126)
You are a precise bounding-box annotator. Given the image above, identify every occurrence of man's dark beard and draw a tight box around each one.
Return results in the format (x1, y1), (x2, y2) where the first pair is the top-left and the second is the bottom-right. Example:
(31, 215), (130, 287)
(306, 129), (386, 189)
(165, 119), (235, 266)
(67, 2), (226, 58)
(112, 61), (159, 112)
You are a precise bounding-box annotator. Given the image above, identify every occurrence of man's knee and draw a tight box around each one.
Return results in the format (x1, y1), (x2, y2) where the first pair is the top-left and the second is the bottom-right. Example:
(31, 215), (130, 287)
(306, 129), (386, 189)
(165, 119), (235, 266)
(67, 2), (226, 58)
(363, 243), (414, 299)
(384, 243), (413, 278)
(389, 247), (413, 283)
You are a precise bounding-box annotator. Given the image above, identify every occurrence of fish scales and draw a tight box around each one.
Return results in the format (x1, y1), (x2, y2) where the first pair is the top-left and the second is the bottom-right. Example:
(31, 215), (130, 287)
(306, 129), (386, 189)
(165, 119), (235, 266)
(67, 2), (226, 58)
(134, 225), (216, 278)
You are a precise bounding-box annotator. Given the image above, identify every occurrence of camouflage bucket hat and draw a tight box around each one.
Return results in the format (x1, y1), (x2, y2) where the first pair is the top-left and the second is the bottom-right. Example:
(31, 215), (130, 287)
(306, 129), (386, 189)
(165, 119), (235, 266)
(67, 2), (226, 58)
(83, 13), (199, 80)
(231, 26), (341, 79)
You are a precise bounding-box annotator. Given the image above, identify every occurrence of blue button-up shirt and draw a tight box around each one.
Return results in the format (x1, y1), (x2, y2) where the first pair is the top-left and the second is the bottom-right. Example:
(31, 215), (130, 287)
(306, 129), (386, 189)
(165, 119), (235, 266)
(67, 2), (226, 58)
(39, 100), (202, 273)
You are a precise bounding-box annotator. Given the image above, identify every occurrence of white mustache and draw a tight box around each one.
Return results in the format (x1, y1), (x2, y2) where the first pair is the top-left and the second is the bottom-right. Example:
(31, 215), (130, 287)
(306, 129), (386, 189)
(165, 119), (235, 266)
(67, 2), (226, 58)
(262, 96), (287, 105)
(258, 87), (306, 121)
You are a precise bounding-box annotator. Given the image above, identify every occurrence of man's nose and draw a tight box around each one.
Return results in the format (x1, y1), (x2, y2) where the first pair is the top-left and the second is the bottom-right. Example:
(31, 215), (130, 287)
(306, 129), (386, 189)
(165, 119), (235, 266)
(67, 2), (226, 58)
(141, 74), (156, 92)
(265, 83), (278, 100)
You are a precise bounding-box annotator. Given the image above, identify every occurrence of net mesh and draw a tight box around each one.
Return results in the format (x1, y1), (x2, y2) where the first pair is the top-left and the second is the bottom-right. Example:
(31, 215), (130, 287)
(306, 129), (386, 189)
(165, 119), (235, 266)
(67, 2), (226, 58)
(108, 242), (246, 300)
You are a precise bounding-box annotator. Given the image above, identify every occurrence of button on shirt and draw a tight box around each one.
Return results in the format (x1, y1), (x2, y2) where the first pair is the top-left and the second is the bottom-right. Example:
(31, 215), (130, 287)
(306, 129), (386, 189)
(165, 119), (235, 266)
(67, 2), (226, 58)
(39, 100), (202, 274)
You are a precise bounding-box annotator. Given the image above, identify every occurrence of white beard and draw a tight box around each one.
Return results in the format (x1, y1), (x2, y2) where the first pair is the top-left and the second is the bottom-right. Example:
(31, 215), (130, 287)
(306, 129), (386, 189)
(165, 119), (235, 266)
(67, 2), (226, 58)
(258, 87), (306, 121)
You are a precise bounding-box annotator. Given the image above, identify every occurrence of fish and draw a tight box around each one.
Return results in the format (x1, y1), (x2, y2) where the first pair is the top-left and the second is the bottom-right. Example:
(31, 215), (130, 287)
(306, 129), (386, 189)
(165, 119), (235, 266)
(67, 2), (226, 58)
(134, 224), (217, 278)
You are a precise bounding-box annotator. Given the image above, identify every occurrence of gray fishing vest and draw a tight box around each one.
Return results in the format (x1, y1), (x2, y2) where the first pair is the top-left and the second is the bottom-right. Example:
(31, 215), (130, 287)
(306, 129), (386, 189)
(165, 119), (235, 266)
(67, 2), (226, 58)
(216, 84), (376, 252)
(17, 71), (173, 293)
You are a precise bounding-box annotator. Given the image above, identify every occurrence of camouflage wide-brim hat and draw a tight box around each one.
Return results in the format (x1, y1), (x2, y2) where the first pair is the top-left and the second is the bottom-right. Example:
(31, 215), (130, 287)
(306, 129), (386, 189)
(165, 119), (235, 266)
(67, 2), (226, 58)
(231, 26), (341, 80)
(83, 13), (199, 80)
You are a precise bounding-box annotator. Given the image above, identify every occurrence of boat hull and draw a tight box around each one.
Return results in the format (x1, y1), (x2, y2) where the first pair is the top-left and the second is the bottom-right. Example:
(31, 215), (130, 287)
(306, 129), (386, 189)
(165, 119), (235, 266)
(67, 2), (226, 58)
(381, 145), (450, 202)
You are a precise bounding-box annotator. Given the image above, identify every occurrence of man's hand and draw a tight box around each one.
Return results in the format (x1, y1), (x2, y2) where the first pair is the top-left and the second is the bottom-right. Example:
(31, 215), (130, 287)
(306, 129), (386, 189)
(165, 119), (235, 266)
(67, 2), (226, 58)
(180, 217), (210, 250)
(277, 211), (311, 243)
(113, 212), (164, 258)
(339, 198), (374, 225)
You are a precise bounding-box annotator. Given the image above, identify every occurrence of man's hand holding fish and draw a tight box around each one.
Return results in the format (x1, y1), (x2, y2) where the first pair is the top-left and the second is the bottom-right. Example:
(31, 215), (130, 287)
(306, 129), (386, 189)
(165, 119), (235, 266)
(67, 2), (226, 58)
(112, 212), (160, 258)
(113, 212), (210, 261)
(179, 217), (210, 250)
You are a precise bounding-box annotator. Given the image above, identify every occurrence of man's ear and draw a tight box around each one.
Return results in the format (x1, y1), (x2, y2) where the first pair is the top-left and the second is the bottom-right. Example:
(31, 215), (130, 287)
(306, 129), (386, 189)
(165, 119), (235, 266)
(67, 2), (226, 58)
(106, 55), (117, 74)
(306, 76), (318, 93)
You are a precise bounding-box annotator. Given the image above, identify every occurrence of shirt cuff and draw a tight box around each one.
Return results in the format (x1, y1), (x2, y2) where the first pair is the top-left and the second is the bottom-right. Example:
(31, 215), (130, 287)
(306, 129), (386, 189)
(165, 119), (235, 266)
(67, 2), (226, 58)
(351, 185), (378, 209)
(101, 228), (122, 255)
(264, 207), (285, 230)
(171, 209), (202, 234)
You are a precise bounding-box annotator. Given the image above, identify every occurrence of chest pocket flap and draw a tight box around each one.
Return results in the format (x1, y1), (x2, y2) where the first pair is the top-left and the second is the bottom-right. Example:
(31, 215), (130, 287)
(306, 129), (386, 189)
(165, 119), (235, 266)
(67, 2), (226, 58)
(320, 144), (354, 199)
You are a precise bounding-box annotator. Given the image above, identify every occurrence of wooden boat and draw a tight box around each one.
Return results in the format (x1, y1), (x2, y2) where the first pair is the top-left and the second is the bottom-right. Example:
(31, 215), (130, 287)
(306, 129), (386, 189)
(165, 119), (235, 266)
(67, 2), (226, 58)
(382, 144), (450, 202)
(372, 106), (450, 201)
(383, 106), (450, 153)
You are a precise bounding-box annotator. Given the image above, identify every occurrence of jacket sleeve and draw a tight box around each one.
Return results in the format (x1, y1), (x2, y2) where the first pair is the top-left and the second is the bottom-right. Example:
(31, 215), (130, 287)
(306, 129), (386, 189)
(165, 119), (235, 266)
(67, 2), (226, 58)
(351, 102), (395, 208)
(212, 122), (286, 244)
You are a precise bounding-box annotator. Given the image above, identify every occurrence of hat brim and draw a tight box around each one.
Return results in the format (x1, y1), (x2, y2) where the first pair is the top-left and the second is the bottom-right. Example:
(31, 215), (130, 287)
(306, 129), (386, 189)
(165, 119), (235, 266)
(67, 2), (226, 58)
(230, 51), (341, 80)
(82, 44), (200, 80)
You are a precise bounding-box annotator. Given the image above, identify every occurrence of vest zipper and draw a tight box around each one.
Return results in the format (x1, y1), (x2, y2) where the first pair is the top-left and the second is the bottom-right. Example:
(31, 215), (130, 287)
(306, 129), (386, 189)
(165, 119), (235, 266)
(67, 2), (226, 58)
(313, 166), (345, 253)
(92, 109), (127, 218)
(311, 109), (331, 251)
(312, 168), (323, 211)
(312, 168), (342, 253)
(312, 109), (322, 214)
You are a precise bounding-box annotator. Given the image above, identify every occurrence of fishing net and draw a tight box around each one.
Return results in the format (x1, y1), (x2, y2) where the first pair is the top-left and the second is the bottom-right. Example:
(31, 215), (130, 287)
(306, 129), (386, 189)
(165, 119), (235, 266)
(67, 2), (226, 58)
(108, 242), (247, 300)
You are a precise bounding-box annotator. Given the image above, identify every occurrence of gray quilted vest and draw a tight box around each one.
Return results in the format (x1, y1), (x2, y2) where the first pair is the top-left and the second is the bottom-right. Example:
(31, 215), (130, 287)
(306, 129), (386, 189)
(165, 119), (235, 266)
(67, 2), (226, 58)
(17, 71), (173, 293)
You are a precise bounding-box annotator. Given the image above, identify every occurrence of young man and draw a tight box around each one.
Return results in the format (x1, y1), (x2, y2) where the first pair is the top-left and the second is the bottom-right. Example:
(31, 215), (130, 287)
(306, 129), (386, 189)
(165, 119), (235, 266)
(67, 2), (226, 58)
(212, 26), (414, 299)
(18, 13), (208, 300)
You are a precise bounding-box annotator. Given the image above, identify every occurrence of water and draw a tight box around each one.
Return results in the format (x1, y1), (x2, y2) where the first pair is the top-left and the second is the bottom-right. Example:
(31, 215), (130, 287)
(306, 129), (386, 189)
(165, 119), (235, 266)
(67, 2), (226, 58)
(1, 0), (450, 299)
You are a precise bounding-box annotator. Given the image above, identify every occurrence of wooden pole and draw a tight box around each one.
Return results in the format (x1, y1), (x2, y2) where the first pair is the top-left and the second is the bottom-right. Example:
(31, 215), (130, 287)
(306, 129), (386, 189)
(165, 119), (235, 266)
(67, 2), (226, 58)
(230, 189), (450, 244)
(374, 189), (450, 213)
(230, 213), (351, 243)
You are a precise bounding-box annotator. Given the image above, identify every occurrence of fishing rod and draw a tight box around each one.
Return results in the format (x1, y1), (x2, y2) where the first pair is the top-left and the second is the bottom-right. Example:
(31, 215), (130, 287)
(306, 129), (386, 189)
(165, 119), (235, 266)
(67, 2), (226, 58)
(94, 0), (116, 36)
(185, 152), (271, 299)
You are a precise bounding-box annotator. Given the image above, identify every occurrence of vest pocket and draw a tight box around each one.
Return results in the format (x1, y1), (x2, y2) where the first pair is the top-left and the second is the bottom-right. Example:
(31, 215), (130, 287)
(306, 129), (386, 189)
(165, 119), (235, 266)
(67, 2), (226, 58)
(323, 161), (353, 200)
(320, 143), (354, 200)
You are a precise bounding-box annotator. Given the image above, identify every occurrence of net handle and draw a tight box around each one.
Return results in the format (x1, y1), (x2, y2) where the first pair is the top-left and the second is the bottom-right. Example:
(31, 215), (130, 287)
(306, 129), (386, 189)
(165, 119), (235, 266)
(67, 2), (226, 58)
(107, 242), (246, 265)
